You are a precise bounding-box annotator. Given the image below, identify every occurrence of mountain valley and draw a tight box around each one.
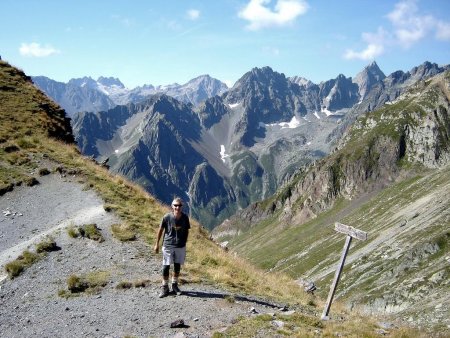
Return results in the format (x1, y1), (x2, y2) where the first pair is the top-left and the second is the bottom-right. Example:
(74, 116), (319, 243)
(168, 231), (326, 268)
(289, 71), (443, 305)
(39, 61), (450, 230)
(212, 70), (450, 332)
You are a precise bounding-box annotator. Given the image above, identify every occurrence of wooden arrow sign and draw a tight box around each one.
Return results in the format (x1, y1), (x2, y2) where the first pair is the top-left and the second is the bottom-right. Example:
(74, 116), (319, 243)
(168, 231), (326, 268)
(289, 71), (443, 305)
(334, 222), (367, 241)
(321, 222), (368, 320)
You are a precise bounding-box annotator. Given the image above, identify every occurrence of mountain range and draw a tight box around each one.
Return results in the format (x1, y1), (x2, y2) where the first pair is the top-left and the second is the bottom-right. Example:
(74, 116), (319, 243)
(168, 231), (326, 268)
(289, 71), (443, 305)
(32, 74), (228, 117)
(45, 61), (448, 229)
(4, 57), (439, 337)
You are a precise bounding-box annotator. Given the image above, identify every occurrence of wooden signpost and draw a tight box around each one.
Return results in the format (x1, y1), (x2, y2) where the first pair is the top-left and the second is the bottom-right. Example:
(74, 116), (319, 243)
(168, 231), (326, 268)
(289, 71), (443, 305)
(321, 222), (368, 320)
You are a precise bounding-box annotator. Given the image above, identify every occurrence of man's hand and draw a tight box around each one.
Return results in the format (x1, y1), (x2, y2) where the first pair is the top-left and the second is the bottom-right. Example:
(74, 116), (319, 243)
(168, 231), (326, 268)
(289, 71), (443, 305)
(154, 244), (159, 254)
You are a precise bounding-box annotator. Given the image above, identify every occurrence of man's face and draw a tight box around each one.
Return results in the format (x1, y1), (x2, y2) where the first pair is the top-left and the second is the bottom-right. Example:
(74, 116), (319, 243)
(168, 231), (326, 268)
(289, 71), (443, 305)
(172, 202), (182, 216)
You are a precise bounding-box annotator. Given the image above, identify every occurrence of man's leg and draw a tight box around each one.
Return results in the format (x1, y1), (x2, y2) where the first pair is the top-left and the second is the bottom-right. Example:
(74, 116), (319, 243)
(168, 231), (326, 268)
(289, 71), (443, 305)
(159, 246), (172, 298)
(159, 264), (170, 298)
(171, 263), (182, 295)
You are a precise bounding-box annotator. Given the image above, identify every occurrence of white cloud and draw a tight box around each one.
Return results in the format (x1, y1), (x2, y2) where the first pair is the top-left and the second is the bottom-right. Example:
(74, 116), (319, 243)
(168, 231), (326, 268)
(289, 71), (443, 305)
(238, 0), (308, 31)
(344, 28), (387, 61)
(187, 9), (200, 20)
(343, 0), (450, 60)
(344, 43), (384, 61)
(386, 0), (434, 48)
(19, 42), (60, 57)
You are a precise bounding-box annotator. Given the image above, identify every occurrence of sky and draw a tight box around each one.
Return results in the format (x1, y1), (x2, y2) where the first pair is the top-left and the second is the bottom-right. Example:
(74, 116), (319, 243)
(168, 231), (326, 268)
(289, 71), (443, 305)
(1, 0), (449, 88)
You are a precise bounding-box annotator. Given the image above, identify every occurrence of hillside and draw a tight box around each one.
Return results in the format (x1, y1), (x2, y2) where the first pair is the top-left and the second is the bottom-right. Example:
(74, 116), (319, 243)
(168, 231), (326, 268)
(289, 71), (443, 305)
(0, 61), (427, 336)
(213, 71), (450, 334)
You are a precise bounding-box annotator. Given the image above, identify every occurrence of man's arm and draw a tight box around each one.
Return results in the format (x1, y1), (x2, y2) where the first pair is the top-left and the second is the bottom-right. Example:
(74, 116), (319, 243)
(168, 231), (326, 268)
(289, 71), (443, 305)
(154, 227), (164, 254)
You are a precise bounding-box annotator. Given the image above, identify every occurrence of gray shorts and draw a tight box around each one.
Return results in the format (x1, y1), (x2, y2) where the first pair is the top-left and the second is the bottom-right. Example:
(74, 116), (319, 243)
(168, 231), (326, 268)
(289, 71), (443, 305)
(162, 246), (186, 265)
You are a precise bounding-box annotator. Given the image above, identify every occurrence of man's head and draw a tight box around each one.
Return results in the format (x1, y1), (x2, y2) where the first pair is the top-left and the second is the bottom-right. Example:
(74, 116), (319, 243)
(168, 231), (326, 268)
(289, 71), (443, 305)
(171, 197), (183, 217)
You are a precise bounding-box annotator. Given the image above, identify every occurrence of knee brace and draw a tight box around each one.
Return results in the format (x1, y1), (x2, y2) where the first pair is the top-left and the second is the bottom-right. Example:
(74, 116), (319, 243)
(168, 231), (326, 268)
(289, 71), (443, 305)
(162, 265), (170, 278)
(174, 263), (181, 274)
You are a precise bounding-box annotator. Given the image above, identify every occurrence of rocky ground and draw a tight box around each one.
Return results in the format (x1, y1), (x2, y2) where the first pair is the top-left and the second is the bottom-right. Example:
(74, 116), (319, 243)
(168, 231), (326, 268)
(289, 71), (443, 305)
(0, 174), (289, 338)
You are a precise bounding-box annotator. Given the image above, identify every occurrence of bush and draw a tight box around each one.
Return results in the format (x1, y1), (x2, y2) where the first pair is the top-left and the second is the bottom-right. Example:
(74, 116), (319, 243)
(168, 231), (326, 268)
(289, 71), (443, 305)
(67, 226), (79, 238)
(82, 224), (104, 242)
(5, 250), (40, 278)
(5, 261), (24, 278)
(67, 275), (88, 293)
(116, 281), (133, 289)
(65, 271), (109, 294)
(36, 237), (59, 253)
(134, 279), (150, 288)
(24, 176), (39, 186)
(38, 168), (51, 176)
(69, 224), (104, 242)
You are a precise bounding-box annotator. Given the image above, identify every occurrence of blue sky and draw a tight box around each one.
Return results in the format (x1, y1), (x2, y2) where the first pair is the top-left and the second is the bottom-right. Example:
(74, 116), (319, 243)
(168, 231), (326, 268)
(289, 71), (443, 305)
(1, 0), (449, 88)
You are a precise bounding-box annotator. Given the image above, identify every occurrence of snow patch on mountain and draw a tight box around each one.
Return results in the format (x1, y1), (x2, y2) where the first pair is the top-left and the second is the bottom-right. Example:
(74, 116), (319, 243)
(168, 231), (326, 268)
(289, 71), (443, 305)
(266, 116), (301, 129)
(228, 102), (241, 109)
(220, 145), (230, 163)
(321, 107), (333, 116)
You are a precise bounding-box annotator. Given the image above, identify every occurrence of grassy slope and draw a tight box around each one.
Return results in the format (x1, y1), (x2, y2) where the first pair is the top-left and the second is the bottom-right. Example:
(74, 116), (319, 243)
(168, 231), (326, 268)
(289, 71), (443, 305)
(0, 60), (426, 336)
(216, 72), (450, 334)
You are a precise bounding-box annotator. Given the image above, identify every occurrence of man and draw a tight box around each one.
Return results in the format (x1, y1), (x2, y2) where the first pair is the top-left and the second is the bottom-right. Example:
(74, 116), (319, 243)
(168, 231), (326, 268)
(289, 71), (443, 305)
(154, 197), (190, 298)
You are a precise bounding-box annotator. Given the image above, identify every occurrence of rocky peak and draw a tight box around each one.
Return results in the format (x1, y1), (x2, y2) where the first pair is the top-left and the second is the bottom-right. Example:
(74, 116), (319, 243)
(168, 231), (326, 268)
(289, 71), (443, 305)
(408, 61), (445, 80)
(289, 76), (316, 88)
(353, 61), (386, 99)
(97, 76), (125, 88)
(320, 74), (359, 110)
(197, 96), (229, 128)
(226, 66), (293, 105)
(68, 76), (97, 89)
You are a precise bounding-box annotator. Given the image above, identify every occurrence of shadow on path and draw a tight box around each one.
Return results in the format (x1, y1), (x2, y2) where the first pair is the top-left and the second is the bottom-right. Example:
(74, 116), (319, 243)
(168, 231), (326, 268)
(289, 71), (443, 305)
(183, 290), (283, 309)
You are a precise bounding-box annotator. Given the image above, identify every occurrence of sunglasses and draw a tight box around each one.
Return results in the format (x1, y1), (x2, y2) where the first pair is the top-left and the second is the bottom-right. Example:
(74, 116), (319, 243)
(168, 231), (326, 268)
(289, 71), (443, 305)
(172, 204), (183, 207)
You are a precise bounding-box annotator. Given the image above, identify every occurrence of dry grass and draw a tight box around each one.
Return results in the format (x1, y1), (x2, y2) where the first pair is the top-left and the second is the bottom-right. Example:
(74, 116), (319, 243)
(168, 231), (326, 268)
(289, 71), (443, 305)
(80, 223), (104, 242)
(5, 250), (40, 279)
(111, 223), (136, 242)
(65, 271), (110, 294)
(35, 237), (59, 253)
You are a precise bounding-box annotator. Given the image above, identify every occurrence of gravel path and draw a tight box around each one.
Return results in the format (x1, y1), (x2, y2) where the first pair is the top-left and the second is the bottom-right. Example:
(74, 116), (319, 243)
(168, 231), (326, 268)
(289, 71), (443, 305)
(0, 174), (286, 337)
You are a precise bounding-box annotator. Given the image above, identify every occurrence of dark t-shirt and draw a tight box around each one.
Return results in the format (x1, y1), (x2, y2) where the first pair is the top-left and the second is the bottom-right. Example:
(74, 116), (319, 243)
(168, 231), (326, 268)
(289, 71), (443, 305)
(160, 212), (190, 248)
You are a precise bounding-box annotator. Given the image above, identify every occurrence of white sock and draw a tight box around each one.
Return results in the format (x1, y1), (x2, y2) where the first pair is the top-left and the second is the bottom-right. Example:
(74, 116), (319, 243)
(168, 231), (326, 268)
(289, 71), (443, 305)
(162, 280), (169, 286)
(172, 277), (178, 284)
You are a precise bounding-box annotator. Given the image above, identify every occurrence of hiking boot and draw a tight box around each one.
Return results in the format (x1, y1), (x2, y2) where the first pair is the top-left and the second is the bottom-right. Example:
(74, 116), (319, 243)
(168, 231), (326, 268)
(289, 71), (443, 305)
(159, 285), (170, 298)
(172, 283), (182, 295)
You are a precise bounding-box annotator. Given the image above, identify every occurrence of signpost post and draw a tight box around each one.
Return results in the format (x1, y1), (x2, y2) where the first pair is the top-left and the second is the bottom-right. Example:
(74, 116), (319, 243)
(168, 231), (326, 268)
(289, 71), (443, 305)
(321, 222), (368, 320)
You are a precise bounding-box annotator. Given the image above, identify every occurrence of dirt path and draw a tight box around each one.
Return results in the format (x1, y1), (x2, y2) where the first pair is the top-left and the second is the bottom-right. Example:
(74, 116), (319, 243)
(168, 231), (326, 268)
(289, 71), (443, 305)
(0, 205), (105, 281)
(0, 174), (287, 337)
